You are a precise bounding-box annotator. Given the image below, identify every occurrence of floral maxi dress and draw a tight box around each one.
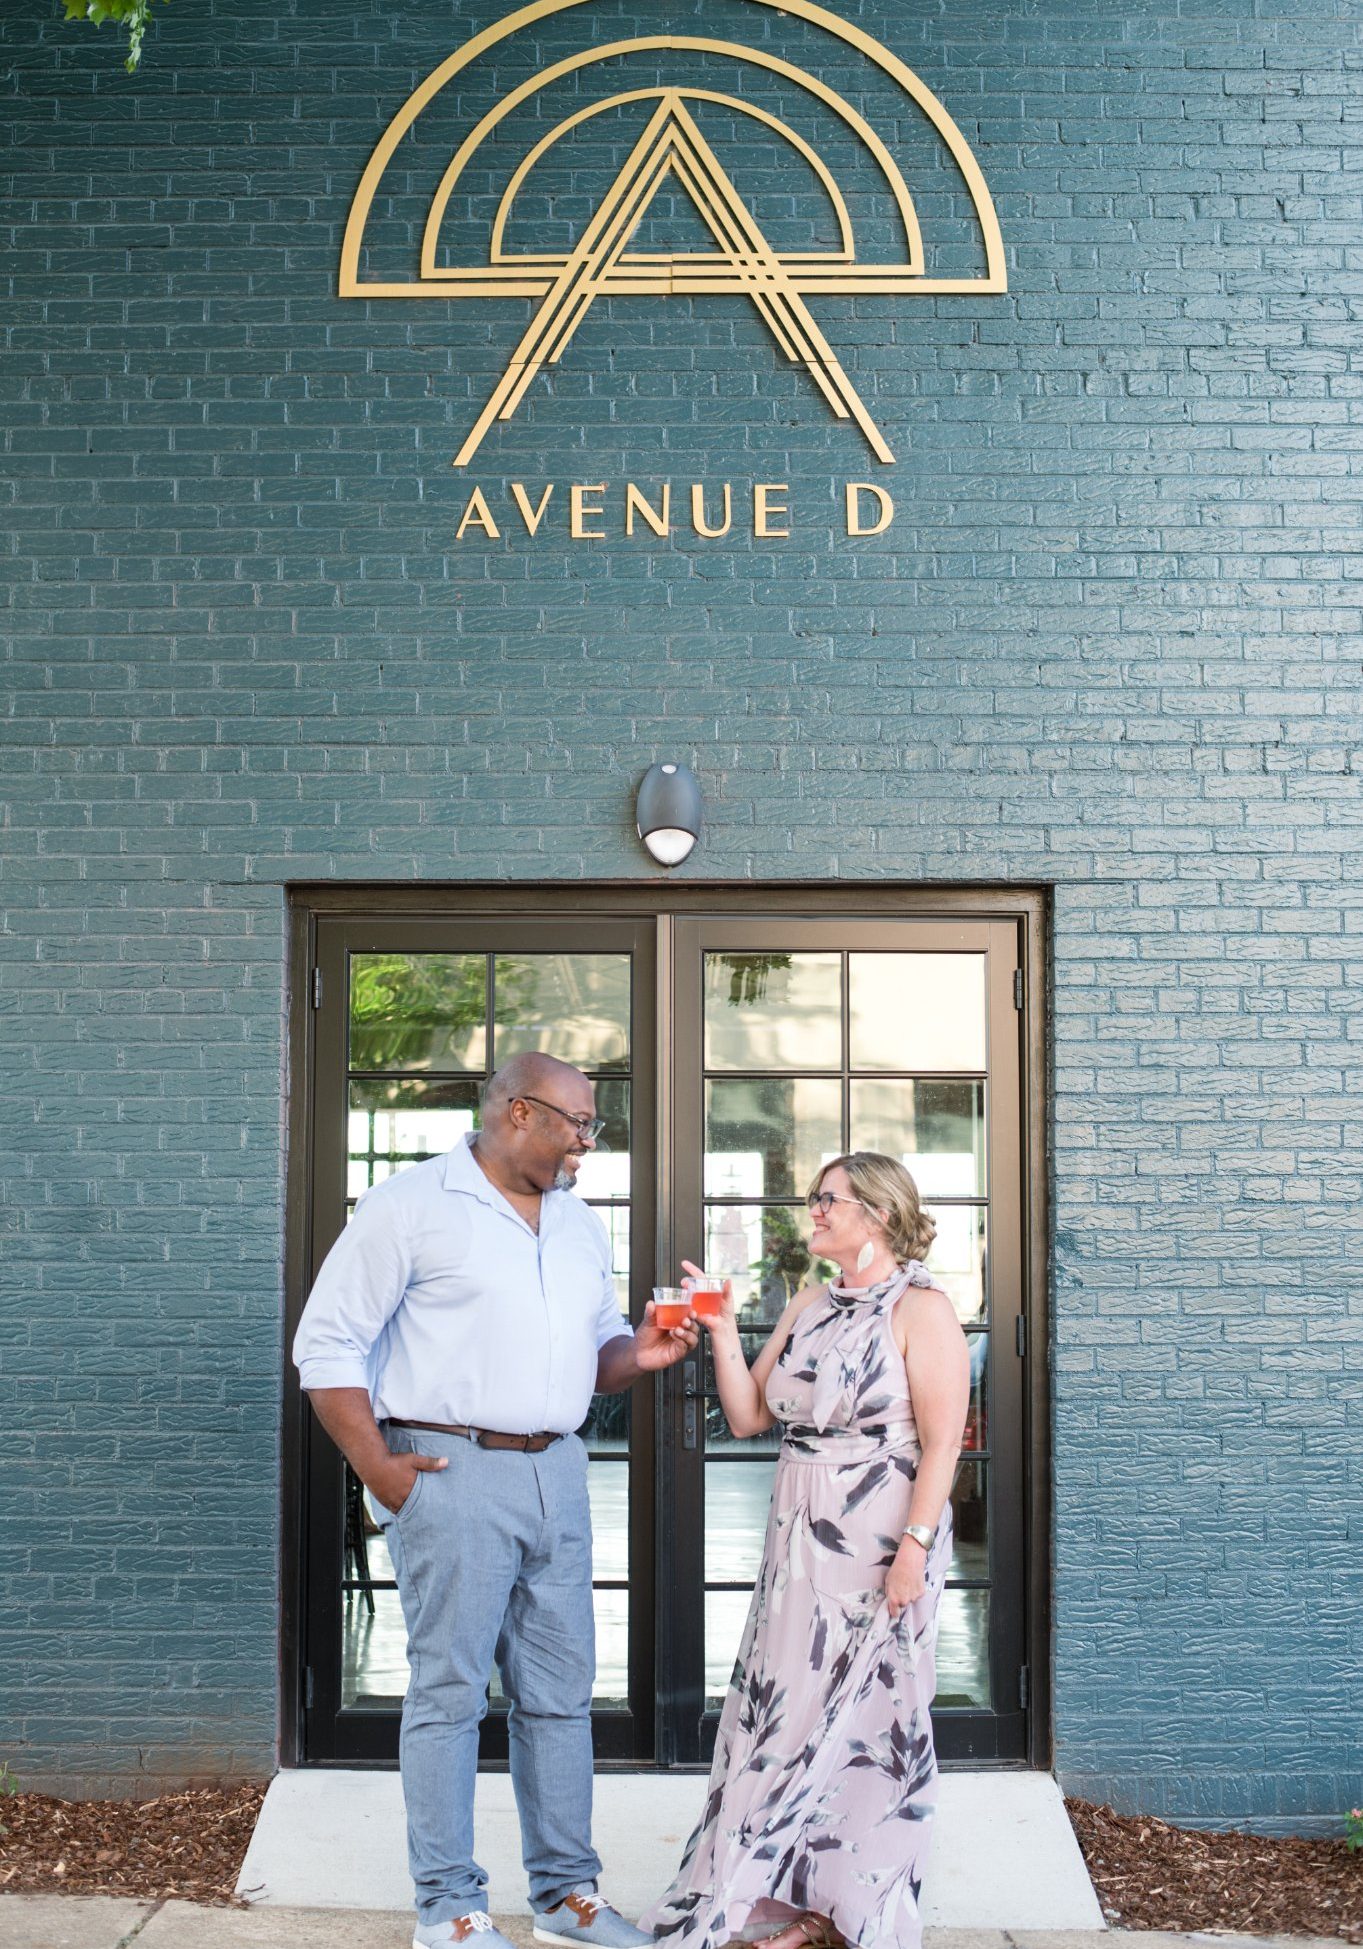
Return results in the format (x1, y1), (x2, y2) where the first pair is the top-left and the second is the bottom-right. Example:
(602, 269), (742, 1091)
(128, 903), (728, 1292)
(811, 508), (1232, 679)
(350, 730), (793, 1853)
(640, 1266), (951, 1949)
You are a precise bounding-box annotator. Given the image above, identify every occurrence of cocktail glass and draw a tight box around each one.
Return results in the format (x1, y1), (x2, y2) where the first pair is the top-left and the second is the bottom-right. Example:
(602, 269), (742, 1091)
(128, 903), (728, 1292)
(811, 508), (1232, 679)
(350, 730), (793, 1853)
(688, 1275), (726, 1323)
(652, 1286), (691, 1331)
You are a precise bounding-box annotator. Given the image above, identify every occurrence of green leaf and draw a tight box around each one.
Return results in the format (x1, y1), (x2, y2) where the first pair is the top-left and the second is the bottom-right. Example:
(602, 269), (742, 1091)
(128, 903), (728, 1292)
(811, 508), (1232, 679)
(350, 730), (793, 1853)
(56, 0), (169, 73)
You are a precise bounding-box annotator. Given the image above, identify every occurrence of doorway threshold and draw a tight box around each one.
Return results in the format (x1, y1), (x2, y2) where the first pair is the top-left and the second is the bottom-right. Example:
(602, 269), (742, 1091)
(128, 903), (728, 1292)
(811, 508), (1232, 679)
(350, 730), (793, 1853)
(237, 1769), (1104, 1927)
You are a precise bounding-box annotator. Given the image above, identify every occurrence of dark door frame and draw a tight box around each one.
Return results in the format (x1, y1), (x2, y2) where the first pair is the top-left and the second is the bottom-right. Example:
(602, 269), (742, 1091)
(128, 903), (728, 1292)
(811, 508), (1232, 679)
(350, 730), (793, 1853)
(665, 912), (1027, 1765)
(294, 913), (657, 1765)
(281, 883), (1051, 1772)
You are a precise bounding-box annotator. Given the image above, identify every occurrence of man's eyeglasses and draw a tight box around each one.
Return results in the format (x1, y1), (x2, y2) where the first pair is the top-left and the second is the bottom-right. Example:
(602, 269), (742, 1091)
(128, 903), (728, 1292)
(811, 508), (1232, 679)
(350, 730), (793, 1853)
(806, 1189), (867, 1217)
(519, 1094), (606, 1144)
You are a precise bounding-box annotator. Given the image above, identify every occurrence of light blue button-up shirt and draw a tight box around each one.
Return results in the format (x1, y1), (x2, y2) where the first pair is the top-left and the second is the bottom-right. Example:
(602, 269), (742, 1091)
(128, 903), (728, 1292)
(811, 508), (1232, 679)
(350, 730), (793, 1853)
(293, 1134), (631, 1434)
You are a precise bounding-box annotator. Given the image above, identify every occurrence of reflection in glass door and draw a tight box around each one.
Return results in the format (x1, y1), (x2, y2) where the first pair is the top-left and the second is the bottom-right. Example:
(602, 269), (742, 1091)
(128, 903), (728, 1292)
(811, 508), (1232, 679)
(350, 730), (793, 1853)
(667, 918), (1025, 1764)
(301, 918), (656, 1764)
(295, 903), (1032, 1769)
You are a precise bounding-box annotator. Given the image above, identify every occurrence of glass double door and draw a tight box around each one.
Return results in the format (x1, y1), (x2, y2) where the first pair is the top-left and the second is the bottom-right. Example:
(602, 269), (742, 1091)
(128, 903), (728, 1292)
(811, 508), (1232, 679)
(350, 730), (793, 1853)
(296, 906), (1030, 1767)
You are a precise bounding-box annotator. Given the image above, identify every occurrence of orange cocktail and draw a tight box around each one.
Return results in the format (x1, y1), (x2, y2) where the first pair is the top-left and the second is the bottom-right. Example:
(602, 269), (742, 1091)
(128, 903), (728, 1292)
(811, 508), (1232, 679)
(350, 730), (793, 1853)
(652, 1286), (691, 1330)
(689, 1277), (726, 1323)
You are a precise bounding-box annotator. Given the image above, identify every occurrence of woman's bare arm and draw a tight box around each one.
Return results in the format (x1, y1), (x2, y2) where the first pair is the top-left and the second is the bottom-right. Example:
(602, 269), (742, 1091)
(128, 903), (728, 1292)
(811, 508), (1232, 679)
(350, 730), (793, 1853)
(898, 1286), (971, 1529)
(704, 1281), (825, 1439)
(884, 1286), (971, 1616)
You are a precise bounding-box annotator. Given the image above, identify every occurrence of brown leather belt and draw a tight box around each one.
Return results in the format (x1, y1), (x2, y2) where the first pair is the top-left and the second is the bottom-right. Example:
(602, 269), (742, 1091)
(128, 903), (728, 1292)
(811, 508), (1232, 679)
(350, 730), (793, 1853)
(388, 1417), (564, 1454)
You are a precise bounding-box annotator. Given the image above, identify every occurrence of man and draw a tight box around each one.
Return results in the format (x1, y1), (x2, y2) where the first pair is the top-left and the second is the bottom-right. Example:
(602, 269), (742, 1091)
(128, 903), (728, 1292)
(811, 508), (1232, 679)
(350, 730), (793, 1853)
(294, 1052), (695, 1949)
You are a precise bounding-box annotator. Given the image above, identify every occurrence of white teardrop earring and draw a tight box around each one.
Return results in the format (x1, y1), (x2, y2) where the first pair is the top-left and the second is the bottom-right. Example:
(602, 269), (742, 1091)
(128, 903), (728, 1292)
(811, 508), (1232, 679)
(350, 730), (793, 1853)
(855, 1239), (876, 1274)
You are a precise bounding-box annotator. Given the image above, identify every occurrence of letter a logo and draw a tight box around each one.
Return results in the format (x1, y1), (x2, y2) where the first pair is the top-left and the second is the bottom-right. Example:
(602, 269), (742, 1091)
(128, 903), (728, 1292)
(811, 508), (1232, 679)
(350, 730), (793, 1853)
(340, 0), (1006, 468)
(457, 93), (890, 469)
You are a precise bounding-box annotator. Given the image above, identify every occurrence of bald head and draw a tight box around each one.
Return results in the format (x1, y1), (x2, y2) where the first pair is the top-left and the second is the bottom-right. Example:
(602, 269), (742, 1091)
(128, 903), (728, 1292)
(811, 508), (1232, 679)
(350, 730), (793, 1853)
(475, 1053), (598, 1194)
(483, 1052), (589, 1126)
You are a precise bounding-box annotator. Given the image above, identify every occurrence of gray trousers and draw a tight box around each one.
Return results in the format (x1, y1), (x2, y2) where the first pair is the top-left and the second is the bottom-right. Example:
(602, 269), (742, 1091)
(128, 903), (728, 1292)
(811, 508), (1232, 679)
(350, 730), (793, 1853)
(382, 1425), (603, 1924)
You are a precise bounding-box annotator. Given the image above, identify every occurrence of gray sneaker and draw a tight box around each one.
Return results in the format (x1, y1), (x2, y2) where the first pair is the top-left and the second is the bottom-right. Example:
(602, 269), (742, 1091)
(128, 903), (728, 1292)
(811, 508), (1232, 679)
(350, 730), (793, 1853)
(533, 1884), (652, 1948)
(415, 1915), (518, 1948)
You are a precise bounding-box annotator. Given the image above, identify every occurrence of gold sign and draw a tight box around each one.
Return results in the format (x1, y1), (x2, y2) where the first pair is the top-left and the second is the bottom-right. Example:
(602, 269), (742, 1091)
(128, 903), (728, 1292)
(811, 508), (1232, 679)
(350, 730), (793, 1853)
(451, 480), (895, 542)
(341, 0), (1005, 469)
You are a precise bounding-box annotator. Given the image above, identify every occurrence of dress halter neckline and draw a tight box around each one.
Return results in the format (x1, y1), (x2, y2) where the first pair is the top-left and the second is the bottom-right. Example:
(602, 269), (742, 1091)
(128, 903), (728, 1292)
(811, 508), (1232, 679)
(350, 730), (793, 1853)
(827, 1269), (902, 1307)
(827, 1260), (937, 1307)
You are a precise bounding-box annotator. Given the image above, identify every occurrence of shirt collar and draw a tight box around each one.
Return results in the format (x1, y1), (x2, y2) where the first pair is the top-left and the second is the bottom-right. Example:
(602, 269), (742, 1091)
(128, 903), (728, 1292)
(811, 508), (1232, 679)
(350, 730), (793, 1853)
(441, 1131), (567, 1230)
(441, 1132), (497, 1203)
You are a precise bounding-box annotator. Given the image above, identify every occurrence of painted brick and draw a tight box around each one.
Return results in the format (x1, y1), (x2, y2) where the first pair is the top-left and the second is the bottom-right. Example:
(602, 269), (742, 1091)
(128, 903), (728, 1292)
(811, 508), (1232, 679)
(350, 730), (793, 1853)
(2, 0), (1361, 1822)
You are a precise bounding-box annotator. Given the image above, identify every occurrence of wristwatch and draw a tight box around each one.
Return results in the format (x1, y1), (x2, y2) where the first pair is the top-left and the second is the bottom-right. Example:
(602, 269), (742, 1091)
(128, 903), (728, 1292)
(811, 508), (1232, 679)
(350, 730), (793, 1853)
(902, 1522), (936, 1553)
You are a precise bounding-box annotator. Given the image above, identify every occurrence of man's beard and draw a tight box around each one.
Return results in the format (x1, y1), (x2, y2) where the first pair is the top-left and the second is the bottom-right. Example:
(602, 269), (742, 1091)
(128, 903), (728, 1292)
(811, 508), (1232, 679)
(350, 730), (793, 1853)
(554, 1147), (589, 1191)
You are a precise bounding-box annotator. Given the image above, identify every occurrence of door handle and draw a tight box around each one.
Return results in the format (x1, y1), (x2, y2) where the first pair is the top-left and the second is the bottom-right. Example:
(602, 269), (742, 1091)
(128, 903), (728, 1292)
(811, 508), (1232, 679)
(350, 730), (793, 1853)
(680, 1357), (703, 1449)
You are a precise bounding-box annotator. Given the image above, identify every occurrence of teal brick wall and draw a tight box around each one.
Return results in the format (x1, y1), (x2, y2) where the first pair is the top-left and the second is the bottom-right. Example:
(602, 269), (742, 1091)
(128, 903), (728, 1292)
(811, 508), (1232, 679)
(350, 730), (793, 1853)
(3, 0), (1360, 1817)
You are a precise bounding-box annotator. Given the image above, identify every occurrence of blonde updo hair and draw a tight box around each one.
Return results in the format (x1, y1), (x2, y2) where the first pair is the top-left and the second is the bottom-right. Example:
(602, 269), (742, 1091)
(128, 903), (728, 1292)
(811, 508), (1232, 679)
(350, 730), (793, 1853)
(809, 1151), (937, 1264)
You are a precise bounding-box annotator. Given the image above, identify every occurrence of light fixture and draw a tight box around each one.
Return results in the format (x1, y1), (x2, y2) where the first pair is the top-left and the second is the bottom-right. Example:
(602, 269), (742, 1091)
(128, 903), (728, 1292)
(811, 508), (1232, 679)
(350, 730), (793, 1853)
(636, 762), (702, 866)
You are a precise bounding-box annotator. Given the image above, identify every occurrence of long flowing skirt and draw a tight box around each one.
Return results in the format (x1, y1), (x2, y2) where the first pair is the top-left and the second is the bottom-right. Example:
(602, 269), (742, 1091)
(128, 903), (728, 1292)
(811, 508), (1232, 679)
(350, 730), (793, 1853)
(641, 1444), (950, 1949)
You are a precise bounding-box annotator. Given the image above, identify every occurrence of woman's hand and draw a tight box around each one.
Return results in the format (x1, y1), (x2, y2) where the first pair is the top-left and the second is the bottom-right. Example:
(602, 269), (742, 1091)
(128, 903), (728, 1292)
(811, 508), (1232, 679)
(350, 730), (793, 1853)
(886, 1539), (928, 1619)
(680, 1258), (736, 1330)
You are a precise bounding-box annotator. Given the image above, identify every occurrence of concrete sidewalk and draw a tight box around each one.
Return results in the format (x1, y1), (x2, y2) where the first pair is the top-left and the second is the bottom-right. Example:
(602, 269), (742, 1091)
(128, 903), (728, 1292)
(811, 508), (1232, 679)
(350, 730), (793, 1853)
(2, 1910), (1357, 1949)
(236, 1770), (1105, 1927)
(0, 1903), (1346, 1949)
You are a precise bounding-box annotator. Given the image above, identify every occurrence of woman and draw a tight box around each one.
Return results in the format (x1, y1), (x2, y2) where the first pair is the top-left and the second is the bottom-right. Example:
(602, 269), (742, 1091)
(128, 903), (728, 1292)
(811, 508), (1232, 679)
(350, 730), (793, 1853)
(641, 1153), (970, 1949)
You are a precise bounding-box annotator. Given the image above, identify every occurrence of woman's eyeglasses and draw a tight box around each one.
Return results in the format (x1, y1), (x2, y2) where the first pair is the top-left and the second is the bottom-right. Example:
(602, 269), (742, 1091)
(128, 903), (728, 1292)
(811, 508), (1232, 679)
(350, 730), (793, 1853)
(806, 1190), (867, 1218)
(519, 1094), (606, 1143)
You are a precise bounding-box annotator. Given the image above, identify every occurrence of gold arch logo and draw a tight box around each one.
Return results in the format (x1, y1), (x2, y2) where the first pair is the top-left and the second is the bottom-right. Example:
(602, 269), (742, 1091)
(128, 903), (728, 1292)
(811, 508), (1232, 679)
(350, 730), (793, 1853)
(340, 0), (1006, 469)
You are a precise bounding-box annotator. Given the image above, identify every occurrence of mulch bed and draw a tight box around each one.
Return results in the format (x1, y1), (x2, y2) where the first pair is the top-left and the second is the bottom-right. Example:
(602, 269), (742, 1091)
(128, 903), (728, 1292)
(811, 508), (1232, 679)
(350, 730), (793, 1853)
(1067, 1797), (1363, 1941)
(0, 1782), (267, 1907)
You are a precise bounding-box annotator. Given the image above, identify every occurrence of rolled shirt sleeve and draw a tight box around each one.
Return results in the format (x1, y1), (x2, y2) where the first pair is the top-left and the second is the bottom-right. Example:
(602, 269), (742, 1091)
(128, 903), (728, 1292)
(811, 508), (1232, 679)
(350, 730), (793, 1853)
(293, 1182), (413, 1393)
(294, 1138), (635, 1429)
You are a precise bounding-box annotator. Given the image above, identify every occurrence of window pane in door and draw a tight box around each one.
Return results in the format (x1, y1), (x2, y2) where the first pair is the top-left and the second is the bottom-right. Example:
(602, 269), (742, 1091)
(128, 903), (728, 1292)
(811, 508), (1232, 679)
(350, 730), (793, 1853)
(924, 1204), (987, 1325)
(492, 953), (631, 1071)
(962, 1333), (988, 1451)
(349, 1075), (484, 1117)
(700, 1334), (783, 1454)
(585, 1202), (631, 1319)
(573, 1077), (630, 1201)
(848, 954), (987, 1072)
(702, 1204), (833, 1324)
(349, 952), (487, 1071)
(704, 1077), (842, 1199)
(578, 1387), (630, 1451)
(588, 1463), (629, 1581)
(347, 1079), (481, 1196)
(343, 1582), (406, 1706)
(936, 1587), (991, 1707)
(592, 1591), (629, 1704)
(705, 1590), (753, 1700)
(848, 1079), (985, 1198)
(950, 1460), (989, 1582)
(339, 942), (639, 1734)
(705, 1460), (776, 1584)
(704, 952), (841, 1071)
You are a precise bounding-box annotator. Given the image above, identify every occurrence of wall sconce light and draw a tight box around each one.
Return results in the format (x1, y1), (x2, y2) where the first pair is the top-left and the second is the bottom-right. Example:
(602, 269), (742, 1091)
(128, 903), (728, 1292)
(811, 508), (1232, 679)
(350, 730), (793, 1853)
(636, 762), (702, 867)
